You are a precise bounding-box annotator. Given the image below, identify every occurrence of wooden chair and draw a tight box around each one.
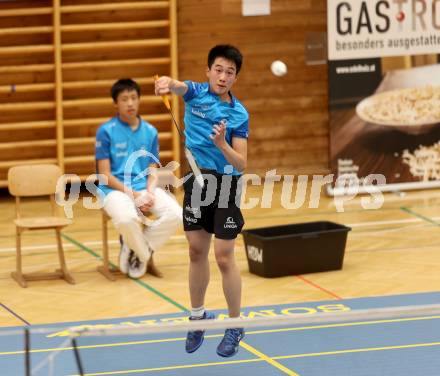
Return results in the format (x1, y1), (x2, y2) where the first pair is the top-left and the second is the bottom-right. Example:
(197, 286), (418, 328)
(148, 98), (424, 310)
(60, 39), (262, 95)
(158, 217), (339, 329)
(98, 210), (119, 281)
(99, 209), (163, 280)
(8, 164), (75, 287)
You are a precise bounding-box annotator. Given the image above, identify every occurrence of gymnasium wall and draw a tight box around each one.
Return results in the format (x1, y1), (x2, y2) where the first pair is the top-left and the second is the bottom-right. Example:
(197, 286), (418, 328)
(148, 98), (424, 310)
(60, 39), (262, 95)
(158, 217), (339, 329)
(0, 0), (179, 187)
(177, 0), (329, 176)
(0, 0), (329, 186)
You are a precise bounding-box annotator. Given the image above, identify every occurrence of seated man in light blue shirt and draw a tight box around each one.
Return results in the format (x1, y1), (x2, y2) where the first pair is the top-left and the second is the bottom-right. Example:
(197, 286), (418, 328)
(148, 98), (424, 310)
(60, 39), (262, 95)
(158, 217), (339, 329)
(96, 79), (181, 279)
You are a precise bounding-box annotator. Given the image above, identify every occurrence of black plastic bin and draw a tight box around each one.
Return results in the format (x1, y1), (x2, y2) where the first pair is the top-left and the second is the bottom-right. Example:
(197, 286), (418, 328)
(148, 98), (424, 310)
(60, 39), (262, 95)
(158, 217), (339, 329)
(242, 221), (351, 278)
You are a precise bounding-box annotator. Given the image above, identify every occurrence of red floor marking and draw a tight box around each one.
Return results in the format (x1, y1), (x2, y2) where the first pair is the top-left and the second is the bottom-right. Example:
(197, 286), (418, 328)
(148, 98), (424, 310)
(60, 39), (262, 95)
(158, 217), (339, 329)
(296, 275), (343, 300)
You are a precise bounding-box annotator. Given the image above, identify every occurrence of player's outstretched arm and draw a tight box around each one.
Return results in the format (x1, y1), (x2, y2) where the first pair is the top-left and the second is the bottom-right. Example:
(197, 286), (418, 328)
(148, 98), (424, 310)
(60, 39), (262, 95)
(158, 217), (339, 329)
(155, 76), (188, 97)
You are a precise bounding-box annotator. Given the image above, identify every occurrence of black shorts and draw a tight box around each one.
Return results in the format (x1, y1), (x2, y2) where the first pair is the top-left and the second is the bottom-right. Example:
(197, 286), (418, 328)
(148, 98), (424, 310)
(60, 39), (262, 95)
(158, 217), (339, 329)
(183, 170), (244, 239)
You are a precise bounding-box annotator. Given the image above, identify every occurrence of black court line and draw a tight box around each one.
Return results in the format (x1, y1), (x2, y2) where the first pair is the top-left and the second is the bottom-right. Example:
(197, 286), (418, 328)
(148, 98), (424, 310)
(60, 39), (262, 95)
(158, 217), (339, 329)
(0, 302), (30, 326)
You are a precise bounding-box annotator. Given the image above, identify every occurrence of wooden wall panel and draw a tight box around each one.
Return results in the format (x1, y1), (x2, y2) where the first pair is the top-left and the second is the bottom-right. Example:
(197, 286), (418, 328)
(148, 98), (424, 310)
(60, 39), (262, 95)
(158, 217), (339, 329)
(0, 0), (328, 184)
(177, 0), (329, 176)
(0, 0), (180, 187)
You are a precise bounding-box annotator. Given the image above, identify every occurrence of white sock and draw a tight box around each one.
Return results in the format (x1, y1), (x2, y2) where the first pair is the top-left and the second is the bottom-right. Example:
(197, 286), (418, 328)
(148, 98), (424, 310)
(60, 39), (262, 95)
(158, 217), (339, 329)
(190, 306), (205, 319)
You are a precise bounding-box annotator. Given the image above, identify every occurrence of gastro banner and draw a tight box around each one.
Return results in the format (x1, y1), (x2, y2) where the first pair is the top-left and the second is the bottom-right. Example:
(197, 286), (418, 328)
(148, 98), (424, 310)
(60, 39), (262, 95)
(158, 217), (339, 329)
(327, 0), (440, 193)
(328, 0), (440, 60)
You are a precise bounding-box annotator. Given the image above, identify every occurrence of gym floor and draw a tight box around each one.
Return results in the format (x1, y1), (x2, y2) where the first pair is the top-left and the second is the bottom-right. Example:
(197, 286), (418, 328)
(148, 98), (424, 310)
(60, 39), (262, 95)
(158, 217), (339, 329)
(1, 183), (440, 375)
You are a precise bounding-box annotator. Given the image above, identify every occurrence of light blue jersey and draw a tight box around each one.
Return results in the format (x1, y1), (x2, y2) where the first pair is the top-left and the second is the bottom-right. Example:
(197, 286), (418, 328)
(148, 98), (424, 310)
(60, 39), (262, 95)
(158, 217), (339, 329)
(183, 81), (249, 175)
(95, 116), (159, 196)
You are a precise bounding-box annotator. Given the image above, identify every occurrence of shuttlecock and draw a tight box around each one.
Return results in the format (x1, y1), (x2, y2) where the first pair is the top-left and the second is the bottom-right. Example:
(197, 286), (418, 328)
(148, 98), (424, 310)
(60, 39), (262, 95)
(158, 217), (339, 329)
(271, 60), (287, 77)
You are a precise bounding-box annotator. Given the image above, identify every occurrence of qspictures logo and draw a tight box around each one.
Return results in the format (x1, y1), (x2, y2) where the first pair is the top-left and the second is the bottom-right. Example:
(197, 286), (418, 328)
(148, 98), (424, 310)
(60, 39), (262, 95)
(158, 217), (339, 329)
(328, 0), (440, 60)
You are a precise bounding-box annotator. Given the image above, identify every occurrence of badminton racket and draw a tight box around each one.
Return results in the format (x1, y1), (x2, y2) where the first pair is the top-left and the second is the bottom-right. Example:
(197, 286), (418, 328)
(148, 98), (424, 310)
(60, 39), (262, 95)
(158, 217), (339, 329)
(155, 75), (204, 188)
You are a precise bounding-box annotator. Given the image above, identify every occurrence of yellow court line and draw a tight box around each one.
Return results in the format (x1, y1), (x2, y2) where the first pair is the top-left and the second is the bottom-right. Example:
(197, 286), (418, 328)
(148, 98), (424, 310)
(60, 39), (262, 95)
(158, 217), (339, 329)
(66, 341), (440, 376)
(1, 314), (440, 356)
(0, 337), (187, 356)
(240, 340), (300, 376)
(68, 358), (261, 376)
(274, 341), (440, 360)
(246, 315), (440, 335)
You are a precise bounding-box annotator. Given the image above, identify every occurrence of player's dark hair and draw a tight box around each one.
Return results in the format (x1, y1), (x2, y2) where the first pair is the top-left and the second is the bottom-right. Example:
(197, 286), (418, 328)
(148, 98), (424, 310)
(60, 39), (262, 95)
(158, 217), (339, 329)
(207, 45), (243, 74)
(111, 79), (141, 102)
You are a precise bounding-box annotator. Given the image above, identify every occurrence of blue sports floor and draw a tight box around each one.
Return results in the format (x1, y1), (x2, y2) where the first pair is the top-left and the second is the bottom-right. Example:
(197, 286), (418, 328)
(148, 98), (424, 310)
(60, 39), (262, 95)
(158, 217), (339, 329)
(1, 291), (439, 376)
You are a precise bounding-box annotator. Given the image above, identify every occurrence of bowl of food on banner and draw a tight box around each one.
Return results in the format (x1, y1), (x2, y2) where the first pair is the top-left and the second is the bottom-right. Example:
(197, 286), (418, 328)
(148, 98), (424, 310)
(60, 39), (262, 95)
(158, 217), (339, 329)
(356, 85), (440, 135)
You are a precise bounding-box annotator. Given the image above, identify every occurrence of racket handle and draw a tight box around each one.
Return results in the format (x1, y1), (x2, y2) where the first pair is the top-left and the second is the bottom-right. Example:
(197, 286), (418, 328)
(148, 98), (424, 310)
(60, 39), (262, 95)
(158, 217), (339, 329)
(194, 173), (205, 189)
(162, 95), (171, 110)
(154, 74), (171, 110)
(185, 148), (205, 189)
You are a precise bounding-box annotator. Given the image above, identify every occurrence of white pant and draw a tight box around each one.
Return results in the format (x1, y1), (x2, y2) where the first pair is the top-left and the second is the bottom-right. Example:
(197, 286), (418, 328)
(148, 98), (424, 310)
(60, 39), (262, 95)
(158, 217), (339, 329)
(103, 188), (182, 261)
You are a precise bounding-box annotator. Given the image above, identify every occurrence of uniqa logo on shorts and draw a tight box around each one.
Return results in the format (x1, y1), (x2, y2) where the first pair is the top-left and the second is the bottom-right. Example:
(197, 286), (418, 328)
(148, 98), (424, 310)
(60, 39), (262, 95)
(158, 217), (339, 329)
(224, 217), (237, 229)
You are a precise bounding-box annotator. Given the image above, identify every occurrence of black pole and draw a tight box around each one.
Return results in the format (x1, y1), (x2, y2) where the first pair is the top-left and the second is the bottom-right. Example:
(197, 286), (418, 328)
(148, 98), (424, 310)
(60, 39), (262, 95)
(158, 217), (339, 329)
(71, 338), (84, 376)
(24, 328), (30, 376)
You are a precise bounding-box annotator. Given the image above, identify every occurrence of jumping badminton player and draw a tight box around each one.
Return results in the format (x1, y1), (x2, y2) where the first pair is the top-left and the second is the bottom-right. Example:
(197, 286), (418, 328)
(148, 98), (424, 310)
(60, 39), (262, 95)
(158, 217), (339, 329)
(155, 45), (249, 357)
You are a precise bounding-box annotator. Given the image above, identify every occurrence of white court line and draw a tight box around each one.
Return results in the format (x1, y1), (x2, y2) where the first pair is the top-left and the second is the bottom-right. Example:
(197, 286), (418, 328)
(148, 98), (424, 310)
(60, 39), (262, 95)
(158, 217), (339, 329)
(347, 217), (427, 228)
(0, 215), (438, 254)
(0, 235), (187, 254)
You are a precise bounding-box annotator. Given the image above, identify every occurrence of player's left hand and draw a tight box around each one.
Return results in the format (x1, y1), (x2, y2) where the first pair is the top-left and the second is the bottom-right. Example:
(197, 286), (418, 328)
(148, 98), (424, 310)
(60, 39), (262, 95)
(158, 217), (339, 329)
(210, 120), (227, 148)
(136, 191), (155, 213)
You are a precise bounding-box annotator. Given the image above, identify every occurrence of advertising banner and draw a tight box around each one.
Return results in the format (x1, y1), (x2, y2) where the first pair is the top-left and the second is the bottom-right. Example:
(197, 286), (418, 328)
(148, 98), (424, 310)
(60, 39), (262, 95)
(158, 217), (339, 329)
(327, 0), (440, 194)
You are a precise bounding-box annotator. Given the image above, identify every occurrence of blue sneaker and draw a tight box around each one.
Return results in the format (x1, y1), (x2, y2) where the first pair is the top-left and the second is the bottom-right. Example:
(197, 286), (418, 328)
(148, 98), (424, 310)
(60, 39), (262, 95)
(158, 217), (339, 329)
(185, 311), (215, 353)
(216, 328), (245, 357)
